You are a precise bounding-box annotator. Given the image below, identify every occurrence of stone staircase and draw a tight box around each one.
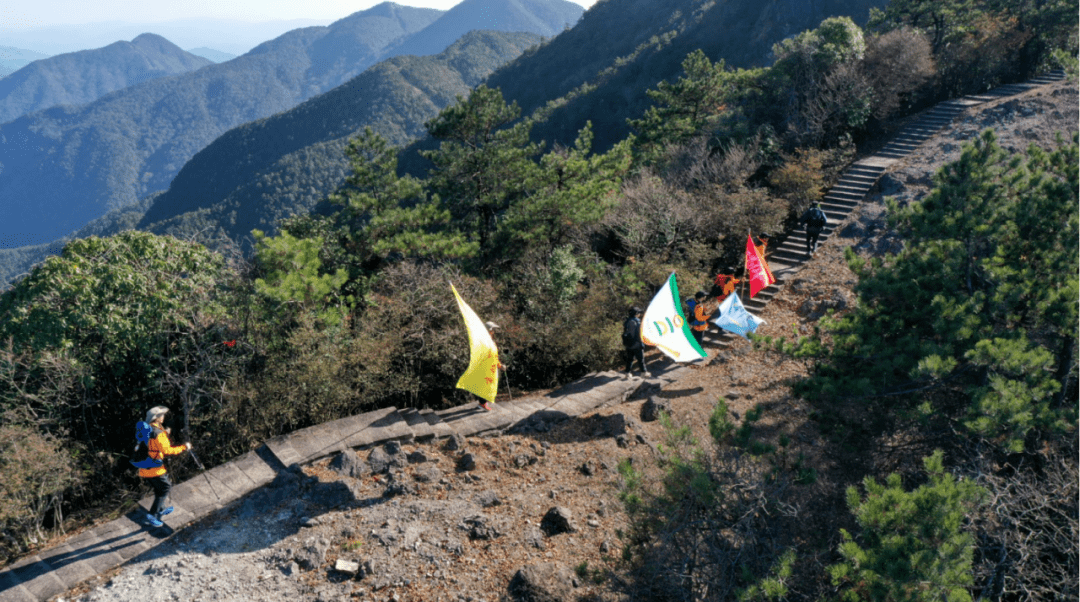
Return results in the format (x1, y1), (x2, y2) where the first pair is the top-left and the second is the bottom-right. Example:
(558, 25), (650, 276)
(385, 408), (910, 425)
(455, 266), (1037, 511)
(0, 70), (1068, 602)
(703, 69), (1066, 348)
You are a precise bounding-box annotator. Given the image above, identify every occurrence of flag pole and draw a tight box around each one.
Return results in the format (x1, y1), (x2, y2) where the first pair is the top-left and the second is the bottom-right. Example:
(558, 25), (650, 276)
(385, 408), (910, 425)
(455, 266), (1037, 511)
(741, 229), (750, 300)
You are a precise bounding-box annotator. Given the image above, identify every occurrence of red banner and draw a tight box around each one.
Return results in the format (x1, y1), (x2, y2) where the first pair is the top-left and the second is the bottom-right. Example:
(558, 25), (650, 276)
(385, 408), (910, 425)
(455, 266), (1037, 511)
(745, 234), (774, 298)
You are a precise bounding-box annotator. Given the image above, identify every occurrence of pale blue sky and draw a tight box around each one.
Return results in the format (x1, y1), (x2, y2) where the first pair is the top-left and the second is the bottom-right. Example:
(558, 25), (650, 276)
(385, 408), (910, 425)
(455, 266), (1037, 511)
(1, 0), (596, 27)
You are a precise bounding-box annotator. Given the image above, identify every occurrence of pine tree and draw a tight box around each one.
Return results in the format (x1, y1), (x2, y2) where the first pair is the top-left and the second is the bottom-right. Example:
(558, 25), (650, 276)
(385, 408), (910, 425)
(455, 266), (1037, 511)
(829, 451), (986, 602)
(794, 131), (1078, 451)
(422, 85), (540, 256)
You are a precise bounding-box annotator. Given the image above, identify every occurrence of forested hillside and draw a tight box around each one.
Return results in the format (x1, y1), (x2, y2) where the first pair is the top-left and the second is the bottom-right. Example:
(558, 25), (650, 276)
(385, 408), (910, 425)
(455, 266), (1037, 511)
(138, 30), (544, 246)
(462, 0), (888, 155)
(0, 1), (1076, 599)
(0, 34), (212, 125)
(0, 2), (444, 248)
(0, 0), (582, 252)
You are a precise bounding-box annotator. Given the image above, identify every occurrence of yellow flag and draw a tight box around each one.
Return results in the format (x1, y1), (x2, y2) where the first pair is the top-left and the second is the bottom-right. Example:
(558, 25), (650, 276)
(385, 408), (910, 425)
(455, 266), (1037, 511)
(451, 283), (499, 403)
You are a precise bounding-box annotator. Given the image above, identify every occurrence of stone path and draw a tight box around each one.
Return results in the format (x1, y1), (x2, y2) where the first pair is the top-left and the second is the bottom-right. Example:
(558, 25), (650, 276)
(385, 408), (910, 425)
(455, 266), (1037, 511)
(0, 70), (1065, 602)
(0, 367), (685, 602)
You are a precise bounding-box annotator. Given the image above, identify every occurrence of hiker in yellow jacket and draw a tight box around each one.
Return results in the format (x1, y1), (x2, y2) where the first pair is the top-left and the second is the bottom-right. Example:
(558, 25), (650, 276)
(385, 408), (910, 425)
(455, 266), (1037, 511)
(140, 406), (191, 527)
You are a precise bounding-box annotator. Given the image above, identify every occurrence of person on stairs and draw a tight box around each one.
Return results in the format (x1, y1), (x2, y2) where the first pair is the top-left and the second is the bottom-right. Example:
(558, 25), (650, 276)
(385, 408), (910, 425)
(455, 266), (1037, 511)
(622, 306), (649, 377)
(686, 291), (711, 348)
(139, 406), (191, 527)
(799, 202), (828, 256)
(713, 270), (741, 304)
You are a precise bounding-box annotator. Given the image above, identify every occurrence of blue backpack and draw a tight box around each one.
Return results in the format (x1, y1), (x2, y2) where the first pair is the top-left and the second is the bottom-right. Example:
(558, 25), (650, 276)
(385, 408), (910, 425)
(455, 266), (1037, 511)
(129, 421), (163, 469)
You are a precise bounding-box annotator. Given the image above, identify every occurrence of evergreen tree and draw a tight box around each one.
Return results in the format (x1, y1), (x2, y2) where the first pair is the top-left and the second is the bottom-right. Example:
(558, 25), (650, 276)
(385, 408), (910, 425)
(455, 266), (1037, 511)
(794, 131), (1078, 451)
(0, 231), (229, 448)
(500, 122), (633, 255)
(422, 85), (540, 256)
(331, 128), (474, 262)
(628, 49), (739, 162)
(829, 451), (986, 602)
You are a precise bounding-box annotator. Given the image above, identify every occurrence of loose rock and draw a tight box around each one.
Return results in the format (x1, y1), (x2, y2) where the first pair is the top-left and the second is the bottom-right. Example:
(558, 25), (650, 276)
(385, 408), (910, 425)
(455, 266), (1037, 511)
(540, 507), (577, 536)
(641, 396), (672, 422)
(329, 449), (367, 478)
(457, 453), (478, 471)
(508, 562), (576, 602)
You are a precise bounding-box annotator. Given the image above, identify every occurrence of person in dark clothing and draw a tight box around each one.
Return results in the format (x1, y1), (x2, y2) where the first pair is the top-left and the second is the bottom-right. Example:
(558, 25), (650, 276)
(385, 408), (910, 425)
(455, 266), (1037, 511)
(622, 306), (648, 376)
(799, 202), (828, 256)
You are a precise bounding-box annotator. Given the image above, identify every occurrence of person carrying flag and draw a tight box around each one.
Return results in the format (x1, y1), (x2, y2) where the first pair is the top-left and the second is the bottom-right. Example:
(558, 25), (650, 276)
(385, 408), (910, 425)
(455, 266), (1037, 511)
(713, 271), (740, 304)
(451, 284), (502, 411)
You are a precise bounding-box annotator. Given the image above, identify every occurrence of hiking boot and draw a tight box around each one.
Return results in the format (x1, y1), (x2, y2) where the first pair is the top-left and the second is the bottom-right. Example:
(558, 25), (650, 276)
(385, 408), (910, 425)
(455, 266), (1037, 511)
(157, 506), (174, 518)
(146, 513), (163, 528)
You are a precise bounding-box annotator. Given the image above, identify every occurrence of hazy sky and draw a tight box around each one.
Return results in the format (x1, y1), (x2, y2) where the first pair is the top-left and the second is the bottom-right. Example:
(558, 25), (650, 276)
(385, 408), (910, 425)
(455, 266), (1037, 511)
(1, 0), (596, 27)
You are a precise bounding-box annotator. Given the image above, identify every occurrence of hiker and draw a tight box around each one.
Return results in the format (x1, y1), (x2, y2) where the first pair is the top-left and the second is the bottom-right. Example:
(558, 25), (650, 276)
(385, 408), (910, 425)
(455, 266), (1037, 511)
(139, 406), (191, 527)
(622, 306), (648, 376)
(800, 202), (828, 256)
(713, 271), (740, 304)
(686, 291), (711, 347)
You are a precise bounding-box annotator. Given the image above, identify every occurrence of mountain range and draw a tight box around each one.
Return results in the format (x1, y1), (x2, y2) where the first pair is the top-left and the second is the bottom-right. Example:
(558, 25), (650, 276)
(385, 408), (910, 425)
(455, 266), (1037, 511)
(138, 30), (544, 245)
(138, 0), (887, 245)
(0, 0), (581, 249)
(0, 19), (336, 57)
(0, 46), (52, 78)
(0, 0), (889, 286)
(186, 48), (238, 63)
(0, 34), (212, 125)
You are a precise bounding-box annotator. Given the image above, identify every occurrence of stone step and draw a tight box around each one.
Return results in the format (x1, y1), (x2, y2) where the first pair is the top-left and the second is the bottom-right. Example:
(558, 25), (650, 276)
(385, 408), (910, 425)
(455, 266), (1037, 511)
(830, 182), (871, 193)
(349, 408), (417, 447)
(398, 407), (436, 441)
(846, 166), (886, 178)
(418, 408), (458, 440)
(820, 201), (857, 214)
(837, 171), (877, 181)
(881, 141), (920, 151)
(435, 402), (508, 437)
(821, 194), (859, 206)
(339, 406), (401, 449)
(826, 189), (864, 201)
(831, 184), (874, 196)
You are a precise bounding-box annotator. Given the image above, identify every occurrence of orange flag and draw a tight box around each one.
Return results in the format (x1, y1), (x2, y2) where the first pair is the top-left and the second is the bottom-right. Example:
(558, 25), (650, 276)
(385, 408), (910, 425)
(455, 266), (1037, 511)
(745, 234), (775, 298)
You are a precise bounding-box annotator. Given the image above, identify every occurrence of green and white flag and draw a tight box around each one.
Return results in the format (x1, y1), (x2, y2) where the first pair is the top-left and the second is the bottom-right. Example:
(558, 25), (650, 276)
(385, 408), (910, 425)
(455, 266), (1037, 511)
(641, 272), (707, 362)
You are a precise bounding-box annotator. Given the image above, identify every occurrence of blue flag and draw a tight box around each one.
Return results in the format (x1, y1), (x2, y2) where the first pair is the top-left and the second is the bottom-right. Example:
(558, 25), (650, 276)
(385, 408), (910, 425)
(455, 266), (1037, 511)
(713, 292), (766, 339)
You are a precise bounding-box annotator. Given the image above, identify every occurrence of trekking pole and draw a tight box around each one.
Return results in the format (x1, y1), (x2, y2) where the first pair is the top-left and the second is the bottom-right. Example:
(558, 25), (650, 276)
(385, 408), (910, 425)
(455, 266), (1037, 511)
(502, 365), (513, 402)
(180, 388), (220, 500)
(188, 446), (206, 471)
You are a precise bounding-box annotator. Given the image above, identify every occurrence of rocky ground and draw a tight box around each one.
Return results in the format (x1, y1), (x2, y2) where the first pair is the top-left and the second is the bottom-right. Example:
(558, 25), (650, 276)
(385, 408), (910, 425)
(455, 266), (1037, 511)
(54, 79), (1077, 602)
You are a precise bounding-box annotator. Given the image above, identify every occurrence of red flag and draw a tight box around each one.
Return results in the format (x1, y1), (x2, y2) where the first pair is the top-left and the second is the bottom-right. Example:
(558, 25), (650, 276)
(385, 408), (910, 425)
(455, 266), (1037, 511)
(745, 234), (775, 298)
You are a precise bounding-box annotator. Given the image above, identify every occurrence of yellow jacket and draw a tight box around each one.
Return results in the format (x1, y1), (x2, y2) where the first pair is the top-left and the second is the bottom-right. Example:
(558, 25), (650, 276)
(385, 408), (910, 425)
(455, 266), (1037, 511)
(138, 429), (186, 478)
